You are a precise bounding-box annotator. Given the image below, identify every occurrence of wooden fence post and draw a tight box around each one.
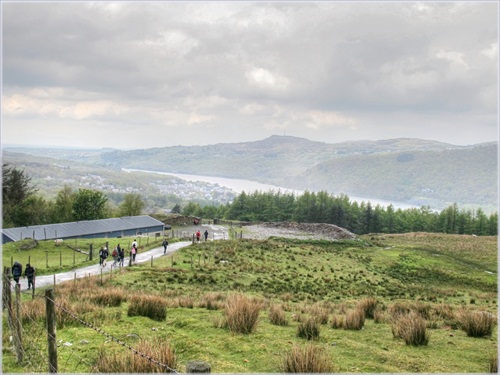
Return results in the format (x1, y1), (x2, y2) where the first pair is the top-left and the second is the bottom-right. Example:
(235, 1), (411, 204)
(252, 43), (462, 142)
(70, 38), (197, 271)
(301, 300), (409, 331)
(46, 289), (58, 373)
(14, 284), (23, 364)
(46, 252), (48, 268)
(89, 244), (93, 261)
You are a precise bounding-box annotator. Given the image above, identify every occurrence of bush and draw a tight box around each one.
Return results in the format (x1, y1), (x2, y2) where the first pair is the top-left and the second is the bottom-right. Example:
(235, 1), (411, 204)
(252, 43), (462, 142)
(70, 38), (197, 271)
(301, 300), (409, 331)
(297, 318), (320, 340)
(128, 295), (167, 321)
(459, 309), (496, 338)
(392, 311), (429, 346)
(94, 338), (177, 373)
(281, 343), (334, 373)
(344, 308), (365, 330)
(224, 294), (262, 334)
(269, 304), (289, 326)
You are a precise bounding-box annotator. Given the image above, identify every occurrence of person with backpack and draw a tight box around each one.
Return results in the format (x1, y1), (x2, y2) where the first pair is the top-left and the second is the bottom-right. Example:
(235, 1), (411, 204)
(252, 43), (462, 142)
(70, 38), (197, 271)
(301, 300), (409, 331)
(162, 238), (169, 254)
(117, 244), (124, 266)
(111, 247), (119, 267)
(11, 261), (22, 284)
(24, 263), (36, 290)
(99, 246), (109, 266)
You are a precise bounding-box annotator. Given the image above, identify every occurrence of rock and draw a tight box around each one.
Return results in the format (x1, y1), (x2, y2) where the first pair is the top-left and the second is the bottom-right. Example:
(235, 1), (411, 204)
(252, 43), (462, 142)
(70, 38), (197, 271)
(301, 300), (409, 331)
(186, 360), (211, 373)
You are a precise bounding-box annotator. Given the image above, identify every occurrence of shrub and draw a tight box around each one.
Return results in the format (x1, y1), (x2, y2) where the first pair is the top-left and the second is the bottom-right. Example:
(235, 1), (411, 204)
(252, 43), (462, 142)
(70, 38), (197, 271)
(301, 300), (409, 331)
(459, 309), (496, 338)
(269, 304), (289, 326)
(344, 308), (365, 330)
(392, 311), (429, 346)
(128, 295), (167, 321)
(297, 318), (320, 340)
(224, 294), (262, 334)
(373, 307), (388, 324)
(357, 297), (378, 319)
(281, 343), (334, 373)
(94, 338), (177, 373)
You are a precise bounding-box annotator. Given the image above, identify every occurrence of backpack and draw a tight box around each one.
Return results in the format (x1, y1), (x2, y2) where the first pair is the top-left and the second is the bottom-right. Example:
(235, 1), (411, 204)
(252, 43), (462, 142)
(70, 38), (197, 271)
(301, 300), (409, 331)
(112, 249), (118, 257)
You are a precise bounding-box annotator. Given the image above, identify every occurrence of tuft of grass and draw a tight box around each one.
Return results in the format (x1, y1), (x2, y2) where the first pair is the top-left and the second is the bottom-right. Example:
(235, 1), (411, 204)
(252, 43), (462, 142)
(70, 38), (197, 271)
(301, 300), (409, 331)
(357, 297), (378, 319)
(281, 343), (335, 373)
(392, 311), (430, 346)
(490, 355), (498, 373)
(269, 304), (289, 326)
(223, 294), (262, 334)
(458, 309), (496, 338)
(330, 314), (344, 329)
(344, 307), (365, 330)
(297, 317), (320, 340)
(128, 295), (167, 321)
(93, 338), (177, 373)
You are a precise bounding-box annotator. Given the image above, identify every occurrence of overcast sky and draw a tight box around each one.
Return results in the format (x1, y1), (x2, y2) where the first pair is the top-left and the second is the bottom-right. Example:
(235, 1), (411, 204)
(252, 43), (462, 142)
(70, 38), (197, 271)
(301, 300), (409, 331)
(2, 1), (498, 150)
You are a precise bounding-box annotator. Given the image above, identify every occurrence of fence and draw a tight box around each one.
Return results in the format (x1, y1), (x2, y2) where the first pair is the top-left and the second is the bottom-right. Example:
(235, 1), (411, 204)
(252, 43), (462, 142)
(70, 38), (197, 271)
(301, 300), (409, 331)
(2, 268), (179, 373)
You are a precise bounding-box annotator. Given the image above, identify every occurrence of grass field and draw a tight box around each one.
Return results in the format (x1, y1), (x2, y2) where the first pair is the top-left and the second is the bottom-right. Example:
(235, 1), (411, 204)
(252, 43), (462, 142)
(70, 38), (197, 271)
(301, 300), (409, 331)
(2, 232), (497, 373)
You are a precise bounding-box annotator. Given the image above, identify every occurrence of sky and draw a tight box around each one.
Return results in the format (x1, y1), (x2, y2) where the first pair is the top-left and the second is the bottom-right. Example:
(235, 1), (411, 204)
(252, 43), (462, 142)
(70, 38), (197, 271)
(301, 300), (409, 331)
(2, 1), (498, 150)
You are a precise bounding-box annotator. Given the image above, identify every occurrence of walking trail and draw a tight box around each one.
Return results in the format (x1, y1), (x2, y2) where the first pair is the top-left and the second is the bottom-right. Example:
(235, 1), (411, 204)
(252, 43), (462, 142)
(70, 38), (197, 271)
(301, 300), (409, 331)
(14, 224), (228, 291)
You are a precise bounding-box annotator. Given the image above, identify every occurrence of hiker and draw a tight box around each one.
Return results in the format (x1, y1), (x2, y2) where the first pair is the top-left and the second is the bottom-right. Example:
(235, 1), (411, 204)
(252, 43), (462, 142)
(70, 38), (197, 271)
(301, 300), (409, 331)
(204, 230), (209, 241)
(132, 239), (138, 248)
(12, 261), (22, 284)
(117, 244), (124, 266)
(111, 247), (119, 267)
(162, 238), (169, 254)
(131, 244), (137, 263)
(99, 246), (109, 266)
(24, 263), (36, 290)
(196, 230), (201, 242)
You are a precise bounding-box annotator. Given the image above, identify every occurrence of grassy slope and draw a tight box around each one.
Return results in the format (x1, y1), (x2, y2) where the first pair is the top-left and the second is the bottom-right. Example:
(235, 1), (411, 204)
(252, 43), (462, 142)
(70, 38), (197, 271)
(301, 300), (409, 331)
(2, 233), (497, 373)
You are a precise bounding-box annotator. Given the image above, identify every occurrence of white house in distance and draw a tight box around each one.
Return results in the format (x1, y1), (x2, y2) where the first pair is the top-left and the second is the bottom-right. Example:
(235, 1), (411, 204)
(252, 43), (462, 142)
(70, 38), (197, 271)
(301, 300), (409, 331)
(2, 215), (166, 244)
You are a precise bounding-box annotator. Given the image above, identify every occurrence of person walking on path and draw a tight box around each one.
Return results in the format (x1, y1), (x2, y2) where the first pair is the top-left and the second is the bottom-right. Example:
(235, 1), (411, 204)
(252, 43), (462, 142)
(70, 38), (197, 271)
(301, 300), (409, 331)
(12, 261), (22, 284)
(131, 245), (137, 263)
(204, 230), (209, 241)
(117, 244), (124, 266)
(24, 263), (36, 290)
(111, 247), (119, 267)
(196, 230), (201, 242)
(99, 246), (109, 266)
(162, 238), (169, 254)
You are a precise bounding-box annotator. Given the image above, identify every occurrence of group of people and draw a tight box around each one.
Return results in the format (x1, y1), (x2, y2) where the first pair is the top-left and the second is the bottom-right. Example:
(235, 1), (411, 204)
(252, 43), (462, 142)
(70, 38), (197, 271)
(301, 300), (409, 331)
(195, 230), (209, 242)
(99, 240), (140, 268)
(11, 261), (36, 290)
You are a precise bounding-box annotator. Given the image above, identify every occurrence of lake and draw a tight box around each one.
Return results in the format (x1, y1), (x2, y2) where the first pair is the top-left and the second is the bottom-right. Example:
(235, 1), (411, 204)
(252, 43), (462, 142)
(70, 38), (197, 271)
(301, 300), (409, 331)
(123, 168), (416, 209)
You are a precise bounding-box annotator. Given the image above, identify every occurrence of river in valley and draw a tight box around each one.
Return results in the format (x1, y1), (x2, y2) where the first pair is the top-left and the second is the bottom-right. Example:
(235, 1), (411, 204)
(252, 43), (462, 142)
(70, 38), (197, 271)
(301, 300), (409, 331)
(123, 168), (416, 210)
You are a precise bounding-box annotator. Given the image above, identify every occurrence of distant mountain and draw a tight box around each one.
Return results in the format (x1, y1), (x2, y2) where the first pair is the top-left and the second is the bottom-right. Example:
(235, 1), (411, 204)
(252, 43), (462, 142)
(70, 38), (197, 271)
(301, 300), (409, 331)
(4, 136), (497, 211)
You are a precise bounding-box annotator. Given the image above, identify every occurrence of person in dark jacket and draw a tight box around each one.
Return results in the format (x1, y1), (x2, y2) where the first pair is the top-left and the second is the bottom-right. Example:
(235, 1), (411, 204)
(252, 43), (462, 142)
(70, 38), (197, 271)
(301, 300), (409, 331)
(12, 261), (22, 284)
(24, 263), (36, 290)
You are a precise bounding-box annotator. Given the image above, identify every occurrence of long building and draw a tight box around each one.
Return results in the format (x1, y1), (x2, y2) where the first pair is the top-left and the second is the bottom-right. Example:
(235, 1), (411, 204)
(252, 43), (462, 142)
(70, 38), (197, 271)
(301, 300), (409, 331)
(2, 215), (166, 244)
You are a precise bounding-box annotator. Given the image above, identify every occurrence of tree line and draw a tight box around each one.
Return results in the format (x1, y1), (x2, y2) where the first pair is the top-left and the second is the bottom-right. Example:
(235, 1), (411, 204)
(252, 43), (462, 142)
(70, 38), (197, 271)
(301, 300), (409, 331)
(182, 190), (498, 236)
(3, 164), (497, 236)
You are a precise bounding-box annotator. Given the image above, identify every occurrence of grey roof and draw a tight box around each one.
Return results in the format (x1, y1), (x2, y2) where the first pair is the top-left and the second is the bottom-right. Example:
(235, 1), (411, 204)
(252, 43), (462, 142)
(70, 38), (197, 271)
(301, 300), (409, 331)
(2, 215), (164, 242)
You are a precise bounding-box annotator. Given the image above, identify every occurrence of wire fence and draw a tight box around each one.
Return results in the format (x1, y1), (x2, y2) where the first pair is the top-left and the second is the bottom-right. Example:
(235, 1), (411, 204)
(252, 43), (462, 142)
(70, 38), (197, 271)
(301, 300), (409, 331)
(2, 272), (179, 374)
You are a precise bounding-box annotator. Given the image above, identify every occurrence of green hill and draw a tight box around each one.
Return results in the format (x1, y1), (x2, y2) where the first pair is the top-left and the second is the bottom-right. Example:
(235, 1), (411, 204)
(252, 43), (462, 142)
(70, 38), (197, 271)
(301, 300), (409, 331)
(3, 233), (497, 373)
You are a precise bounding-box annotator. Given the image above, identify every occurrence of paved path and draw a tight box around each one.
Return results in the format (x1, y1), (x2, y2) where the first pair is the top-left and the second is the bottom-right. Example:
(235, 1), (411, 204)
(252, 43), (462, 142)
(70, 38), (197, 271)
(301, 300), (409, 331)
(14, 241), (191, 291)
(13, 224), (228, 291)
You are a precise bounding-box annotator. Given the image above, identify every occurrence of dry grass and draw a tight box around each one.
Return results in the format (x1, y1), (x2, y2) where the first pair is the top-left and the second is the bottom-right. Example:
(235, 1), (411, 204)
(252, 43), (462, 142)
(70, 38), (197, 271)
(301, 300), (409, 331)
(344, 307), (365, 330)
(330, 314), (344, 329)
(223, 294), (262, 334)
(127, 295), (168, 321)
(297, 317), (321, 340)
(281, 343), (334, 373)
(392, 311), (429, 346)
(93, 338), (177, 373)
(269, 304), (289, 326)
(458, 308), (497, 338)
(357, 297), (378, 319)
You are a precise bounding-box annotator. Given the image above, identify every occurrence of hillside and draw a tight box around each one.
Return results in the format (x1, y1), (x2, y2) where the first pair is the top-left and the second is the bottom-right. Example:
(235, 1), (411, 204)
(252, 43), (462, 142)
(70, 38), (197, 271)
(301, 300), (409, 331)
(3, 233), (497, 373)
(4, 136), (497, 210)
(287, 144), (498, 209)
